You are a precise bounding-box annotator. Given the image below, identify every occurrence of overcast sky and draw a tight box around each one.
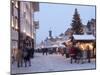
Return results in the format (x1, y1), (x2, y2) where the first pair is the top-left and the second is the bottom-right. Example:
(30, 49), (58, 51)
(35, 2), (95, 44)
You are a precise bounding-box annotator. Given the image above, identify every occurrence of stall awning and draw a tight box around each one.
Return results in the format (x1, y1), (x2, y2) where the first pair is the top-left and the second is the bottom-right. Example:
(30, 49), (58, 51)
(73, 34), (95, 40)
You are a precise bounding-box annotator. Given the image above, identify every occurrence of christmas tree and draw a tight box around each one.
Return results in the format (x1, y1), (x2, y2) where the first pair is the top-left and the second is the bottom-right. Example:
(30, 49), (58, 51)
(71, 8), (83, 34)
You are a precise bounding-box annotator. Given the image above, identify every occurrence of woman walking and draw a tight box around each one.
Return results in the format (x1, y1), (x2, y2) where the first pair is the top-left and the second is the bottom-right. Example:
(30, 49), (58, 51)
(16, 48), (23, 68)
(23, 46), (31, 67)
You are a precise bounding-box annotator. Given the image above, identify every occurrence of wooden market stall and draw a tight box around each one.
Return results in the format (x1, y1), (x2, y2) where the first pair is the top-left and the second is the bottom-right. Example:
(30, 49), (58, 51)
(73, 34), (96, 58)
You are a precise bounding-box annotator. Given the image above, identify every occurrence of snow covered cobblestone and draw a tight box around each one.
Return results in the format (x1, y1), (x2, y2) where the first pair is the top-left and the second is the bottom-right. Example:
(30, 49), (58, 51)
(11, 53), (96, 74)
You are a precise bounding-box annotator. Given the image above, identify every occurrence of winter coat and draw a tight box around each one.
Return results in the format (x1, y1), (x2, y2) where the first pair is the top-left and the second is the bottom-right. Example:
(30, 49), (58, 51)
(69, 47), (77, 56)
(82, 50), (87, 59)
(23, 49), (28, 58)
(16, 49), (23, 62)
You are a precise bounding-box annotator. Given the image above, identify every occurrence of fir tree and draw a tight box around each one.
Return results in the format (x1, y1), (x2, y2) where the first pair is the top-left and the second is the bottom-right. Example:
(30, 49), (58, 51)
(71, 8), (83, 34)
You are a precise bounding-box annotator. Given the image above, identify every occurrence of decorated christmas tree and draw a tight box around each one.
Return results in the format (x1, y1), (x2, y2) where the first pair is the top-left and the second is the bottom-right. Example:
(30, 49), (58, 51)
(71, 8), (83, 34)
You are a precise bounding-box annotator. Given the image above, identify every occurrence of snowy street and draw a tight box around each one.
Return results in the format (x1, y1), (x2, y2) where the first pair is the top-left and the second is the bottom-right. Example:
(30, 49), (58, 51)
(11, 53), (96, 74)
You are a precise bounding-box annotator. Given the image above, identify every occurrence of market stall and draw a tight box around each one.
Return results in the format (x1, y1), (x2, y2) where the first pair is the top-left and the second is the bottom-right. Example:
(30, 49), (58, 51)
(73, 34), (96, 58)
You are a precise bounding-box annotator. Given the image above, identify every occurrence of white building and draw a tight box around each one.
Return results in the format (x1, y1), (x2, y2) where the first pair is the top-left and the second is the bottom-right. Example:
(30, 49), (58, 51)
(11, 0), (39, 52)
(11, 0), (19, 51)
(19, 1), (39, 48)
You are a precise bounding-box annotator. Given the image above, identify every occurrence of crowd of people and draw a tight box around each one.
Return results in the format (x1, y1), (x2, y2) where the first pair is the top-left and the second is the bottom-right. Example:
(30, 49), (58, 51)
(12, 41), (94, 68)
(69, 45), (91, 64)
(12, 46), (34, 68)
(35, 47), (66, 55)
(11, 37), (34, 68)
(36, 44), (92, 64)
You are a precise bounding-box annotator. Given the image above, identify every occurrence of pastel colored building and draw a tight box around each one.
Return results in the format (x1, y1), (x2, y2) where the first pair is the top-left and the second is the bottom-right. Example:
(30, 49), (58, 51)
(11, 0), (39, 52)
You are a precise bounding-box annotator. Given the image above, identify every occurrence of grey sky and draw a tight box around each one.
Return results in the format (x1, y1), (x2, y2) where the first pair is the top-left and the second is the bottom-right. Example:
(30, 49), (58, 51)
(35, 3), (95, 44)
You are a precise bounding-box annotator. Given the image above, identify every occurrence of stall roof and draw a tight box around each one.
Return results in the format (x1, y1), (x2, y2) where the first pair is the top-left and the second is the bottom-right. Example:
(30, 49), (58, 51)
(73, 34), (95, 40)
(52, 44), (59, 47)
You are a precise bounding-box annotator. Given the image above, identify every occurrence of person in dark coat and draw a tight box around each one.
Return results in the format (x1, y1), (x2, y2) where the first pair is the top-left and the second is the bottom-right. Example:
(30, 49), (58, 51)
(23, 47), (28, 67)
(42, 48), (48, 55)
(87, 46), (91, 63)
(23, 46), (31, 67)
(27, 47), (31, 66)
(31, 48), (34, 58)
(75, 47), (83, 64)
(46, 48), (48, 55)
(42, 48), (45, 55)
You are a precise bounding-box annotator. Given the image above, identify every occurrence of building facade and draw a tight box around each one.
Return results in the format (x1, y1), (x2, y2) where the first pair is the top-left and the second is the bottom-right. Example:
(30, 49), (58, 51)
(11, 0), (19, 51)
(86, 19), (96, 37)
(11, 0), (39, 53)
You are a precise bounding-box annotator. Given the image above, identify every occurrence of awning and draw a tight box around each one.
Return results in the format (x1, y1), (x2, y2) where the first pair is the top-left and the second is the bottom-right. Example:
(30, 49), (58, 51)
(73, 34), (95, 41)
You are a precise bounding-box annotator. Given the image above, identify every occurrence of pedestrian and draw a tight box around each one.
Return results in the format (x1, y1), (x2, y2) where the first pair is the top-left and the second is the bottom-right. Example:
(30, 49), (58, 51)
(87, 46), (91, 63)
(82, 50), (87, 63)
(16, 48), (23, 68)
(46, 48), (48, 55)
(69, 45), (77, 64)
(23, 45), (31, 67)
(65, 47), (69, 58)
(31, 48), (34, 58)
(42, 48), (44, 55)
(75, 47), (83, 64)
(61, 48), (64, 56)
(27, 46), (31, 66)
(56, 47), (58, 54)
(42, 48), (48, 55)
(11, 48), (16, 64)
(23, 47), (28, 67)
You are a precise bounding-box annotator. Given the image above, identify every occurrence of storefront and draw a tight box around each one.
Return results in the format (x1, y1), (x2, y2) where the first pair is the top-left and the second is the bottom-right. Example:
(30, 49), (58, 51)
(73, 34), (96, 58)
(20, 32), (34, 49)
(64, 34), (96, 58)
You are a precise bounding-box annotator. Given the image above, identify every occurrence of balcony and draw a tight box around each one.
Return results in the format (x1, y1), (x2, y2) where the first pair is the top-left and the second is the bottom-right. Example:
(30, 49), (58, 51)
(34, 21), (39, 29)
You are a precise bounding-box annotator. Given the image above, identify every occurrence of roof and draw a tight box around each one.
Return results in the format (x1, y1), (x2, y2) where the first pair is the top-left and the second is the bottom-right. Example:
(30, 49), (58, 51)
(73, 34), (95, 40)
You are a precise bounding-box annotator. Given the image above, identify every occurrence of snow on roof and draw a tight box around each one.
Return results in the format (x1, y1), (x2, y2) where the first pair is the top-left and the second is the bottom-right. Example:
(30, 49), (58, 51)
(58, 36), (63, 38)
(52, 44), (59, 47)
(73, 34), (95, 40)
(59, 44), (65, 47)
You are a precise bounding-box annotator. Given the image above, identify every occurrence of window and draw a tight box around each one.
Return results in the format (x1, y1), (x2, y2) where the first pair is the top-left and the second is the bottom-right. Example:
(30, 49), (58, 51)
(11, 16), (14, 28)
(11, 16), (18, 31)
(11, 3), (14, 16)
(15, 1), (18, 8)
(15, 16), (18, 30)
(23, 12), (26, 18)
